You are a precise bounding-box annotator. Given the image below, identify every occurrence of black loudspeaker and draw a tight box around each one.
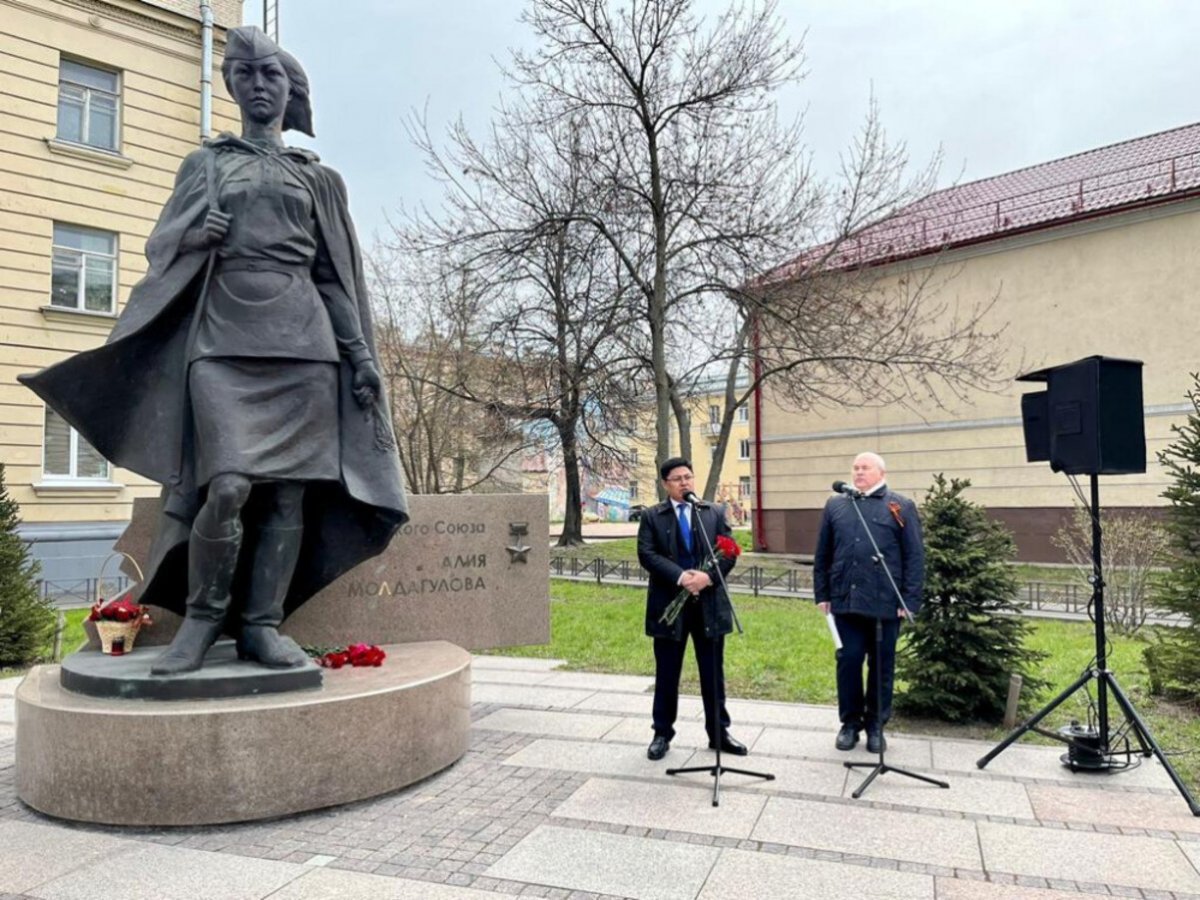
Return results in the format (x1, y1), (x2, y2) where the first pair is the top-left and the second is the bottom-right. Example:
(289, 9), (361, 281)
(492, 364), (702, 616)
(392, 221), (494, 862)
(1017, 356), (1146, 476)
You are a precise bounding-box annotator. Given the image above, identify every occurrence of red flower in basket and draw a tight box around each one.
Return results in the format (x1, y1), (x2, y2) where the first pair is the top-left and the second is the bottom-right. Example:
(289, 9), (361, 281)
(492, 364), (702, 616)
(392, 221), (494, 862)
(659, 534), (742, 626)
(88, 592), (152, 625)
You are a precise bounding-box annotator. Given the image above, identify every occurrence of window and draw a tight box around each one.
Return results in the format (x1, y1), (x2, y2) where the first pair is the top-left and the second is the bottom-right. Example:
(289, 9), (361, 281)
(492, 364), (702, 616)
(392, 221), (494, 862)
(737, 405), (749, 423)
(708, 404), (720, 424)
(739, 438), (751, 460)
(629, 481), (639, 501)
(739, 476), (752, 498)
(43, 408), (109, 480)
(57, 59), (120, 151)
(628, 448), (638, 466)
(51, 224), (117, 313)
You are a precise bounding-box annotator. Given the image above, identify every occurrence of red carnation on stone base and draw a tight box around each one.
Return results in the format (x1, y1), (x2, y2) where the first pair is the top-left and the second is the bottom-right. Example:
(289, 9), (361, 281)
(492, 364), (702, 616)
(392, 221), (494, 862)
(309, 643), (387, 668)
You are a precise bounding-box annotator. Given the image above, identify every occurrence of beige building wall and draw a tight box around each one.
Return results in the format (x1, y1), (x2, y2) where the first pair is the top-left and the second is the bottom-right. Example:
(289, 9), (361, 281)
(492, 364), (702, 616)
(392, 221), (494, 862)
(756, 200), (1200, 559)
(1, 0), (241, 579)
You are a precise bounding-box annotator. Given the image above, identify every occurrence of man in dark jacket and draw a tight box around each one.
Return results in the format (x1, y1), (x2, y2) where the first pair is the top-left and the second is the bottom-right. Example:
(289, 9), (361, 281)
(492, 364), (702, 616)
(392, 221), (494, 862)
(638, 458), (747, 761)
(814, 452), (924, 753)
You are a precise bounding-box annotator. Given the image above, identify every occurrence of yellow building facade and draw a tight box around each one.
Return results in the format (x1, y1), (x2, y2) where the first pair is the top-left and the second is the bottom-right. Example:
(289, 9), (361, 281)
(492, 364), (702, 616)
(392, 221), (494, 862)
(753, 125), (1200, 560)
(626, 377), (754, 524)
(1, 0), (241, 584)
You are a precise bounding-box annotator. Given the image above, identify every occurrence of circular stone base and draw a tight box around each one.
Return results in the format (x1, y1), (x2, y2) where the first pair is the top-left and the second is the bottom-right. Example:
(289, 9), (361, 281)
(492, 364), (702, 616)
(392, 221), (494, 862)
(16, 641), (470, 826)
(60, 641), (322, 700)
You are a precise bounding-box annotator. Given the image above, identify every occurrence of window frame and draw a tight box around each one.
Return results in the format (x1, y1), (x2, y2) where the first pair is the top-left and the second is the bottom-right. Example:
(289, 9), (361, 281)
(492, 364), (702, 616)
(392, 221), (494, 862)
(737, 405), (750, 423)
(739, 438), (751, 460)
(708, 404), (721, 424)
(56, 57), (122, 152)
(739, 476), (753, 498)
(42, 406), (110, 483)
(50, 223), (118, 314)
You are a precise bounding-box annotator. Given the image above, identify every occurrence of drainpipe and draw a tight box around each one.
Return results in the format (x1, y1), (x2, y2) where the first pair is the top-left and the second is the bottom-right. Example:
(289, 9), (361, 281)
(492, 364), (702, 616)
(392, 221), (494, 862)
(751, 308), (767, 551)
(199, 0), (213, 140)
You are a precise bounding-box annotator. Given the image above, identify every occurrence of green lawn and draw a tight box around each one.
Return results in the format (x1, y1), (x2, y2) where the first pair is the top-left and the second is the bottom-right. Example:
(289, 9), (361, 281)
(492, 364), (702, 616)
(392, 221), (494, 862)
(489, 580), (1200, 792)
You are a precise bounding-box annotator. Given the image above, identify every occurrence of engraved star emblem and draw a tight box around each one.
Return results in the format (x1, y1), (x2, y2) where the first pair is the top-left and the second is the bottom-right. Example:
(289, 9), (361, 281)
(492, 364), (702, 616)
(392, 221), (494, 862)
(506, 543), (531, 564)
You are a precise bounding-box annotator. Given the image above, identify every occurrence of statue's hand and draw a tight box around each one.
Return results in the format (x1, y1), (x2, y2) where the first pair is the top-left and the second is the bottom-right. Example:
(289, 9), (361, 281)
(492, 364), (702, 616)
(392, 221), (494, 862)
(181, 210), (232, 252)
(352, 360), (382, 408)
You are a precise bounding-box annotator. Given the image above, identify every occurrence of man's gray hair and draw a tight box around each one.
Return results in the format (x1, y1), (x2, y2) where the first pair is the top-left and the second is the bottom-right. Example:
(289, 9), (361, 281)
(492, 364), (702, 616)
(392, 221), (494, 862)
(855, 451), (887, 472)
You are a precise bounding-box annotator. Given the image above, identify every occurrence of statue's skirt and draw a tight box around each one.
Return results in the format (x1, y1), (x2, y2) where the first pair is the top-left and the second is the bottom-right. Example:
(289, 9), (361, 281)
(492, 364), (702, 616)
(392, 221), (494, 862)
(189, 357), (339, 487)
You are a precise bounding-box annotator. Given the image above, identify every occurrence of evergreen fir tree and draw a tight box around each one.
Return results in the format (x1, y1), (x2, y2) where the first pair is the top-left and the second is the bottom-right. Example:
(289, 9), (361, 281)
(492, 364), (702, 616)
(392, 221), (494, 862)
(0, 463), (54, 668)
(1145, 374), (1200, 699)
(897, 474), (1046, 722)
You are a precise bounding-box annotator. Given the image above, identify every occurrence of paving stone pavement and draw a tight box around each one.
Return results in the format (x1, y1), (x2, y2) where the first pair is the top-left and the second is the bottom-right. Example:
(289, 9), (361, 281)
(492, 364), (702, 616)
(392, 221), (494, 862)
(0, 657), (1199, 899)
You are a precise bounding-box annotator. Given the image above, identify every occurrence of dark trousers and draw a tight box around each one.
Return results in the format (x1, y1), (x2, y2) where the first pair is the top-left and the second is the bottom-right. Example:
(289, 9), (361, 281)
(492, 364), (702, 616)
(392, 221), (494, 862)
(652, 599), (730, 742)
(835, 613), (900, 729)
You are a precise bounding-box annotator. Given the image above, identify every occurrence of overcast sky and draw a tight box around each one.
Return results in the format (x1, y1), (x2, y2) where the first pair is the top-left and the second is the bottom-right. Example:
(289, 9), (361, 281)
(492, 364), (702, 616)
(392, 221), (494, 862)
(240, 0), (1200, 243)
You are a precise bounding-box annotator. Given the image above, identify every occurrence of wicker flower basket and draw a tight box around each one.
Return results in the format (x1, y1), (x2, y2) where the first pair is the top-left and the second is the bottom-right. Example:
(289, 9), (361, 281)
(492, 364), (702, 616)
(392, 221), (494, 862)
(92, 552), (146, 655)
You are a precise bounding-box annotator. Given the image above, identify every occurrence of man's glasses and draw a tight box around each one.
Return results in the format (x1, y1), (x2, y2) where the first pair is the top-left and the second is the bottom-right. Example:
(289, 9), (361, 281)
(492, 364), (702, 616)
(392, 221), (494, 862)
(665, 475), (694, 483)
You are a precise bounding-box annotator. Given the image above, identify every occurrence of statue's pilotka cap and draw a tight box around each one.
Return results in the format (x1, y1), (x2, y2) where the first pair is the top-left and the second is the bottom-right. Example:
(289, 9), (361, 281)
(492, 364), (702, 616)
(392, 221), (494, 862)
(224, 25), (278, 61)
(222, 25), (314, 137)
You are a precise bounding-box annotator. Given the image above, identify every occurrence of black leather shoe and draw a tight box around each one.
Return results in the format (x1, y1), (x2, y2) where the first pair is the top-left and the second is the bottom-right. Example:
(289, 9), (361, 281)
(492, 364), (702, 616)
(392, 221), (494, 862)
(835, 723), (860, 751)
(866, 724), (887, 754)
(647, 735), (670, 760)
(708, 733), (749, 756)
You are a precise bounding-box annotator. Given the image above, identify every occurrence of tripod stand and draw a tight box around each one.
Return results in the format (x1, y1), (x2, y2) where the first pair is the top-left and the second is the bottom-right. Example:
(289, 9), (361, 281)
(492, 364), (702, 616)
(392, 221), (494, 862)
(977, 474), (1200, 816)
(839, 491), (949, 799)
(666, 501), (774, 807)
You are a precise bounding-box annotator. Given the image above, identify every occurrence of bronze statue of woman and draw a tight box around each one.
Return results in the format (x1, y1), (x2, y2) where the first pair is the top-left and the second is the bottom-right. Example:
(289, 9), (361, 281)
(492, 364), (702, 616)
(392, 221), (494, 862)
(21, 26), (408, 675)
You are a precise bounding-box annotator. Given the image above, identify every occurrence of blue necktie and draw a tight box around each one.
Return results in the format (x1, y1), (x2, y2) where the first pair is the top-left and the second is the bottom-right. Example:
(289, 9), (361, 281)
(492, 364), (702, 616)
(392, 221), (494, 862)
(677, 504), (693, 562)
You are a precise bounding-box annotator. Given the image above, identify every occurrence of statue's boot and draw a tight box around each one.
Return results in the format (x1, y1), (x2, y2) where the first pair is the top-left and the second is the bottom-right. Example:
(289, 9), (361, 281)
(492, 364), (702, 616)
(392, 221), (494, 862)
(150, 525), (242, 675)
(237, 524), (308, 668)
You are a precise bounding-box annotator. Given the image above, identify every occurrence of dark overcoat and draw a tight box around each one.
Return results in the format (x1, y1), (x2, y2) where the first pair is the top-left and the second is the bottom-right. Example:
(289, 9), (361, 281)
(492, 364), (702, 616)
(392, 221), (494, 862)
(638, 500), (737, 640)
(18, 136), (408, 617)
(812, 488), (924, 619)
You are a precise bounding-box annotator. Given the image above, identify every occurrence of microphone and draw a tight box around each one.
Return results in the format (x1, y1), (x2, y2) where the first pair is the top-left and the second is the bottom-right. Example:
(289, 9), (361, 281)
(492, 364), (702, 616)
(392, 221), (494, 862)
(682, 490), (710, 507)
(832, 480), (862, 498)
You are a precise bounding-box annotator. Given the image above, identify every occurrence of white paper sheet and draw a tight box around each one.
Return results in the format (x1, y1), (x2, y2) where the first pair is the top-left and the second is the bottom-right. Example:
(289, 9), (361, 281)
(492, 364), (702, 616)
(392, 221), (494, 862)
(825, 612), (843, 650)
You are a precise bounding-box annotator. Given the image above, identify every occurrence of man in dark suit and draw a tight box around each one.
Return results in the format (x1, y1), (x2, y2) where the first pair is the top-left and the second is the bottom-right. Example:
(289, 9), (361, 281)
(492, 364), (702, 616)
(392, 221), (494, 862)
(637, 457), (747, 761)
(814, 452), (924, 754)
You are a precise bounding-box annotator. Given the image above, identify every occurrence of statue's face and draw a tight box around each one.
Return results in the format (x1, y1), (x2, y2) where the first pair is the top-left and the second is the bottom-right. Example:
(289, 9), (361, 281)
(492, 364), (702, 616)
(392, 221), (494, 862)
(226, 55), (289, 126)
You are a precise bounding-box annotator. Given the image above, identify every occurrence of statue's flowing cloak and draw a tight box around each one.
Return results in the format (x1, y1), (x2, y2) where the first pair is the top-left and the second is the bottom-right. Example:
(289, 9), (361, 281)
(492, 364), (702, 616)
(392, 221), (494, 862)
(19, 136), (409, 617)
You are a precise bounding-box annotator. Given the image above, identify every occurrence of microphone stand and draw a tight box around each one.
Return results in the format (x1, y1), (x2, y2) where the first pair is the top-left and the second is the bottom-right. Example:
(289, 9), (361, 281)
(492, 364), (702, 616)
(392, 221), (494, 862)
(666, 499), (775, 807)
(838, 489), (949, 799)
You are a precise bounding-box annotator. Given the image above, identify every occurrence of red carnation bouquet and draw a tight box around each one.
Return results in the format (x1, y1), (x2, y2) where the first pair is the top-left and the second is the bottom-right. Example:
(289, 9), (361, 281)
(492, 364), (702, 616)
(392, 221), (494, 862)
(88, 593), (152, 624)
(659, 534), (742, 626)
(310, 642), (387, 669)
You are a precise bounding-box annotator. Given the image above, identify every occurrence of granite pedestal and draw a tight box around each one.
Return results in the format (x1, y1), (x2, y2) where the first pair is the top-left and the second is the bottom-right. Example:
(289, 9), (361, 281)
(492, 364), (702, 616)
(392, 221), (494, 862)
(16, 641), (470, 826)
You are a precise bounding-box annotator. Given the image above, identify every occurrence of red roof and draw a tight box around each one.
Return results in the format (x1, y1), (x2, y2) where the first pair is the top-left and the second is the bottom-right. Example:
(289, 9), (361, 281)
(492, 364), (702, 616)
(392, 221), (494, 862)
(770, 121), (1200, 279)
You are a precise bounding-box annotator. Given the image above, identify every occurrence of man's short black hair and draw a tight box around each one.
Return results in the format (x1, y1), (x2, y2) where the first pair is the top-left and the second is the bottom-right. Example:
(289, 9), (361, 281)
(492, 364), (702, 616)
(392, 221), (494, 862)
(659, 457), (693, 481)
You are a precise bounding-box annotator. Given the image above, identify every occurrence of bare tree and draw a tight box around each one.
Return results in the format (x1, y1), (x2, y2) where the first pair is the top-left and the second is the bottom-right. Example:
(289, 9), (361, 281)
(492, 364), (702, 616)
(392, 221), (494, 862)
(504, 0), (824, 497)
(402, 106), (645, 544)
(368, 246), (530, 494)
(1052, 506), (1168, 635)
